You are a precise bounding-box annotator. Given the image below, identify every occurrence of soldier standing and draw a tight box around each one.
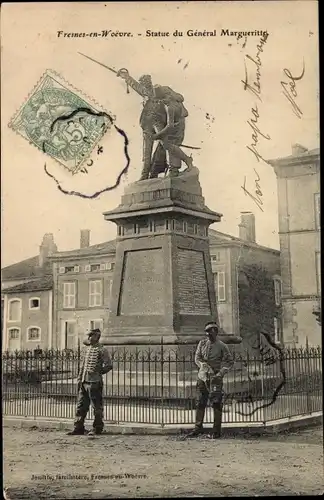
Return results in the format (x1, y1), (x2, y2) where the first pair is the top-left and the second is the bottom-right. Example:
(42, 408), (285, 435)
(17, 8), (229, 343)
(188, 322), (234, 439)
(67, 328), (112, 436)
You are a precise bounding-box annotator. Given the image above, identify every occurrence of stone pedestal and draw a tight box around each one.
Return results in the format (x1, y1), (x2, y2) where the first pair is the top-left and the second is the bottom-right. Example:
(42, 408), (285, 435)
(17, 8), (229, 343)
(102, 167), (240, 350)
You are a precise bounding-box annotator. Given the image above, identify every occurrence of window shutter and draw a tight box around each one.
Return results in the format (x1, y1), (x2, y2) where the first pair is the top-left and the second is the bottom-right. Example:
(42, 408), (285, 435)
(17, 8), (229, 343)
(85, 265), (91, 272)
(59, 267), (65, 274)
(74, 266), (80, 273)
(100, 263), (106, 271)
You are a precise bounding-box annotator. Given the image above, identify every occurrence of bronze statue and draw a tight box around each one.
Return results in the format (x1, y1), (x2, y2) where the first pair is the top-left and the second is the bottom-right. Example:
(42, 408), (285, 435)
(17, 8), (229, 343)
(78, 53), (196, 180)
(117, 69), (194, 180)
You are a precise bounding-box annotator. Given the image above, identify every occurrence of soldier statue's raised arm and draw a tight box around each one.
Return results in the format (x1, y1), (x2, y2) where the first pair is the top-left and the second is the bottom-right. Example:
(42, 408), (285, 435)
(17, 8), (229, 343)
(78, 53), (197, 180)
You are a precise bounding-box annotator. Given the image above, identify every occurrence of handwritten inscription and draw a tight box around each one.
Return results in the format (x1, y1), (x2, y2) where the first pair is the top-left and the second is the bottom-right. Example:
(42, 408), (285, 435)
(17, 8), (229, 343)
(241, 168), (264, 212)
(246, 104), (271, 162)
(241, 33), (269, 102)
(281, 62), (305, 119)
(241, 34), (270, 212)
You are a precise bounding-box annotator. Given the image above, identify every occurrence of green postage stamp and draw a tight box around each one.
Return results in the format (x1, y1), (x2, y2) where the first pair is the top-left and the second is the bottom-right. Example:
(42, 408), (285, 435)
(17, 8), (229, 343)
(8, 70), (113, 174)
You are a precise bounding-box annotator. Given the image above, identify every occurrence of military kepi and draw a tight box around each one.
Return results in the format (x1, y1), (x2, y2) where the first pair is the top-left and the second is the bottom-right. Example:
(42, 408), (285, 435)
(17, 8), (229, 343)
(88, 328), (101, 336)
(204, 322), (219, 332)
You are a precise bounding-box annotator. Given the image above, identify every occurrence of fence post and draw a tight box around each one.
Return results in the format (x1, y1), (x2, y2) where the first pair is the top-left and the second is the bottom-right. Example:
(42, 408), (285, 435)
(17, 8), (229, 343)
(305, 338), (311, 414)
(160, 337), (164, 428)
(260, 350), (266, 425)
(77, 338), (81, 378)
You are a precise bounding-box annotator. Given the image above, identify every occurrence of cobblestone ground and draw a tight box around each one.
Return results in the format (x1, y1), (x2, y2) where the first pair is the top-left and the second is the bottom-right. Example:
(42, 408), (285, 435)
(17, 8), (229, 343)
(3, 425), (323, 498)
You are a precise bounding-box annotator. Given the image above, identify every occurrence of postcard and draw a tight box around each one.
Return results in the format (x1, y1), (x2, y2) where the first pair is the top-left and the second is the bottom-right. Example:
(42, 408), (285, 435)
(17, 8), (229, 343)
(2, 2), (321, 499)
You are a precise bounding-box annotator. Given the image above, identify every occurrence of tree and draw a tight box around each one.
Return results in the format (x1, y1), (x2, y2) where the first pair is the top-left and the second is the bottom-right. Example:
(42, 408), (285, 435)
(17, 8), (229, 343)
(238, 263), (279, 352)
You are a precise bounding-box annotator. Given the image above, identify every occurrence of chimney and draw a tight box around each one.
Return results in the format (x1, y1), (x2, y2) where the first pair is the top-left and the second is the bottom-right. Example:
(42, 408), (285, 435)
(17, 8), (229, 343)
(80, 229), (90, 249)
(39, 233), (58, 267)
(239, 212), (256, 243)
(292, 143), (308, 156)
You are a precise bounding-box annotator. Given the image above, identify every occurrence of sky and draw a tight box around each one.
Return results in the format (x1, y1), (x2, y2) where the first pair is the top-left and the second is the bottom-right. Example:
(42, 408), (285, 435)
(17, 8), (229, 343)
(1, 1), (319, 267)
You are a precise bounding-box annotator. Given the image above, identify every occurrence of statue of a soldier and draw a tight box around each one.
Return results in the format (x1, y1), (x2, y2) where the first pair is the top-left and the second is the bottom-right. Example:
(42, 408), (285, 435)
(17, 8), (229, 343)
(116, 68), (194, 180)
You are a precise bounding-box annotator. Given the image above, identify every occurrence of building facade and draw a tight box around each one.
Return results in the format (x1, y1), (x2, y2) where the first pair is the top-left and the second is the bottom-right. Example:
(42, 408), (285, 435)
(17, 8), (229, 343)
(269, 144), (321, 346)
(50, 218), (281, 352)
(209, 213), (282, 351)
(50, 230), (116, 349)
(1, 234), (57, 351)
(2, 278), (53, 351)
(2, 219), (282, 351)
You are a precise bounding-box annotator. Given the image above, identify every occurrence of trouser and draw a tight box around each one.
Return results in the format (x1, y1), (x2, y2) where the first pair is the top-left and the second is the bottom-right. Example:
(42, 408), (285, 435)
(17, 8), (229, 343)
(74, 381), (104, 432)
(195, 377), (224, 435)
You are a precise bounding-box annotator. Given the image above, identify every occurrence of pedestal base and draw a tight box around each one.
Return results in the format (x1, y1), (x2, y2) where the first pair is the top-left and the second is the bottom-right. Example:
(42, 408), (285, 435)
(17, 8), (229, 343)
(103, 167), (241, 349)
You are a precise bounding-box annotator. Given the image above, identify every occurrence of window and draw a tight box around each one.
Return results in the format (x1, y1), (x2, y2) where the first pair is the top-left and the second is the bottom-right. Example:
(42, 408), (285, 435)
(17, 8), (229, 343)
(8, 299), (22, 322)
(27, 326), (41, 341)
(63, 282), (76, 309)
(211, 252), (221, 262)
(117, 225), (124, 236)
(90, 319), (104, 331)
(214, 272), (226, 302)
(8, 327), (20, 340)
(90, 264), (101, 272)
(105, 262), (115, 271)
(89, 280), (102, 307)
(194, 224), (199, 235)
(149, 220), (155, 232)
(204, 227), (208, 237)
(29, 297), (40, 310)
(65, 266), (74, 273)
(166, 219), (176, 231)
(315, 252), (321, 293)
(63, 321), (76, 349)
(134, 223), (139, 234)
(274, 318), (280, 344)
(314, 193), (320, 230)
(182, 221), (188, 232)
(274, 278), (282, 306)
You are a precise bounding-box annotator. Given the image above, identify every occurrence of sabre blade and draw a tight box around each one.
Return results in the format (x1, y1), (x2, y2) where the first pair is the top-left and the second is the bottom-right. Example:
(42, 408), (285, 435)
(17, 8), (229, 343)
(78, 52), (118, 74)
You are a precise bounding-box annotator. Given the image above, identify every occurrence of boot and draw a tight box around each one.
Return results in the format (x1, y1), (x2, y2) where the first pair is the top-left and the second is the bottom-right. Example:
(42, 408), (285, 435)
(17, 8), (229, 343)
(66, 428), (86, 435)
(90, 427), (103, 435)
(210, 407), (222, 439)
(187, 407), (206, 438)
(88, 430), (102, 436)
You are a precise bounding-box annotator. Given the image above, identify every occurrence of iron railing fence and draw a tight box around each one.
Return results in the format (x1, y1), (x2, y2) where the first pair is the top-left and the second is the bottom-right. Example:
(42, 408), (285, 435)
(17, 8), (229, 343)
(2, 343), (322, 427)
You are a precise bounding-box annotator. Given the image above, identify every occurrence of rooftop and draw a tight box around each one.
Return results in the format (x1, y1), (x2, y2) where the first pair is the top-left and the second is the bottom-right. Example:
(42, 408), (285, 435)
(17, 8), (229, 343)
(49, 228), (278, 262)
(2, 217), (278, 280)
(49, 239), (117, 259)
(268, 145), (320, 166)
(209, 229), (279, 254)
(1, 256), (52, 281)
(4, 275), (53, 294)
